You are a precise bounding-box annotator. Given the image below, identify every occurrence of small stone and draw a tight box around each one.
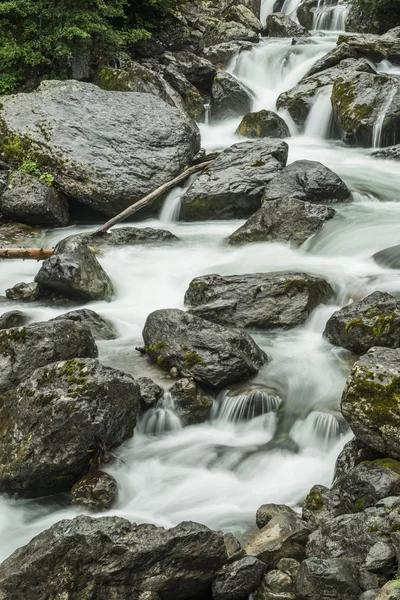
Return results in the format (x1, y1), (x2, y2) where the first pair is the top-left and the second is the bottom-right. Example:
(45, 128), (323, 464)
(5, 282), (41, 302)
(71, 471), (118, 512)
(0, 310), (28, 330)
(170, 367), (179, 378)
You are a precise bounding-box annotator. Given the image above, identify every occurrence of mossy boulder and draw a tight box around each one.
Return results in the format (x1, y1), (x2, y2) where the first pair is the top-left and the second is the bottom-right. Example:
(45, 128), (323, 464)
(71, 471), (118, 512)
(341, 346), (400, 460)
(0, 358), (139, 497)
(237, 110), (290, 139)
(324, 291), (400, 353)
(375, 579), (400, 599)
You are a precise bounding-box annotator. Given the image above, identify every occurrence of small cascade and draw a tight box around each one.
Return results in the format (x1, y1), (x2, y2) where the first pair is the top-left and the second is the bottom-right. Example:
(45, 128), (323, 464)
(304, 85), (333, 139)
(138, 392), (182, 435)
(312, 0), (349, 30)
(204, 101), (211, 125)
(290, 410), (344, 450)
(212, 389), (282, 422)
(260, 0), (277, 25)
(372, 86), (397, 148)
(160, 174), (197, 223)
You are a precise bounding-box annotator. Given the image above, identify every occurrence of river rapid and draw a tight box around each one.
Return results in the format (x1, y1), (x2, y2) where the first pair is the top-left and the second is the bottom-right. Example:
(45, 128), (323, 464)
(1, 0), (400, 562)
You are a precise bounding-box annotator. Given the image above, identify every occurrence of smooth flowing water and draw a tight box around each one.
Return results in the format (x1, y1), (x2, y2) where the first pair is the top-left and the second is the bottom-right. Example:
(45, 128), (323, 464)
(1, 7), (399, 563)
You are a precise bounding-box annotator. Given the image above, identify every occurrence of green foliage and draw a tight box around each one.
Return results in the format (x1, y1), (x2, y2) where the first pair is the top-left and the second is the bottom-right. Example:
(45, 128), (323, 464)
(19, 160), (54, 185)
(0, 0), (185, 94)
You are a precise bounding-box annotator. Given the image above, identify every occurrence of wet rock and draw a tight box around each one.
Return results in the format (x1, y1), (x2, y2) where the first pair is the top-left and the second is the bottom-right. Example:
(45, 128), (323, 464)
(0, 222), (41, 247)
(341, 346), (400, 460)
(170, 377), (213, 425)
(297, 0), (318, 29)
(202, 40), (254, 68)
(137, 376), (164, 410)
(0, 171), (69, 228)
(256, 504), (297, 529)
(0, 80), (200, 216)
(142, 308), (267, 388)
(35, 234), (114, 301)
(246, 512), (311, 568)
(373, 244), (400, 269)
(227, 5), (263, 33)
(375, 580), (400, 599)
(71, 471), (118, 512)
(185, 272), (333, 330)
(276, 58), (374, 128)
(228, 197), (335, 246)
(323, 291), (400, 353)
(212, 556), (266, 600)
(85, 227), (179, 247)
(180, 139), (288, 221)
(0, 516), (228, 599)
(210, 72), (253, 121)
(237, 109), (290, 138)
(0, 310), (28, 330)
(263, 160), (351, 204)
(267, 12), (309, 37)
(333, 437), (384, 483)
(295, 557), (361, 600)
(254, 569), (295, 599)
(0, 319), (97, 393)
(5, 281), (41, 302)
(52, 308), (117, 340)
(305, 43), (358, 78)
(0, 358), (139, 497)
(331, 71), (400, 147)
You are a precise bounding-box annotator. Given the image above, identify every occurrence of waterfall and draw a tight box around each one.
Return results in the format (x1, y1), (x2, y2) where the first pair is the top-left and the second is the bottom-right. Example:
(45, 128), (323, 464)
(372, 86), (397, 148)
(138, 392), (182, 435)
(260, 0), (277, 24)
(290, 410), (344, 450)
(304, 85), (334, 138)
(212, 389), (282, 422)
(204, 102), (210, 125)
(159, 174), (197, 223)
(313, 0), (349, 31)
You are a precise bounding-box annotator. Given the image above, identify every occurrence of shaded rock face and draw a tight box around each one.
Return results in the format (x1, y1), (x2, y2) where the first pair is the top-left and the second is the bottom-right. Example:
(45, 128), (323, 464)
(137, 377), (164, 410)
(295, 557), (361, 600)
(170, 377), (213, 425)
(266, 12), (309, 37)
(256, 504), (297, 530)
(0, 516), (228, 600)
(263, 160), (351, 204)
(84, 227), (179, 247)
(212, 556), (266, 600)
(373, 244), (400, 269)
(228, 197), (335, 246)
(0, 171), (69, 227)
(184, 272), (333, 330)
(35, 235), (114, 302)
(341, 346), (400, 460)
(323, 291), (400, 353)
(331, 71), (400, 147)
(210, 72), (253, 121)
(237, 109), (290, 138)
(142, 308), (267, 388)
(0, 358), (139, 497)
(160, 50), (217, 92)
(0, 81), (200, 217)
(297, 0), (318, 29)
(345, 4), (396, 34)
(0, 310), (28, 330)
(51, 308), (117, 340)
(180, 139), (288, 221)
(333, 437), (384, 484)
(71, 471), (118, 512)
(0, 319), (97, 393)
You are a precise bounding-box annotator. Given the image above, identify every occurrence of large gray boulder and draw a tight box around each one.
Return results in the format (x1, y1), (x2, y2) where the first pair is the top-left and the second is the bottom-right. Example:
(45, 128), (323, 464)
(142, 308), (267, 388)
(184, 272), (333, 329)
(0, 516), (228, 599)
(236, 109), (290, 139)
(266, 12), (309, 37)
(212, 556), (266, 600)
(210, 72), (253, 121)
(323, 291), (400, 353)
(373, 244), (400, 269)
(341, 346), (400, 460)
(0, 81), (200, 216)
(228, 197), (335, 246)
(0, 171), (69, 227)
(0, 358), (139, 497)
(180, 139), (288, 221)
(35, 235), (114, 301)
(51, 308), (117, 340)
(295, 557), (361, 600)
(263, 160), (351, 204)
(0, 319), (97, 393)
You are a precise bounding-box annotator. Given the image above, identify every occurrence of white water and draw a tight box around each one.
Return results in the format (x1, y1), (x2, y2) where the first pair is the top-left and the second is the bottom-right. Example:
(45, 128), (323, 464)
(304, 85), (333, 138)
(1, 16), (400, 566)
(372, 86), (397, 148)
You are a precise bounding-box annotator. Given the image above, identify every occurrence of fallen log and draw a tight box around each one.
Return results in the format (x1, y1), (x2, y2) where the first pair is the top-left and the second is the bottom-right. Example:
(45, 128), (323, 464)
(96, 159), (212, 234)
(0, 248), (54, 260)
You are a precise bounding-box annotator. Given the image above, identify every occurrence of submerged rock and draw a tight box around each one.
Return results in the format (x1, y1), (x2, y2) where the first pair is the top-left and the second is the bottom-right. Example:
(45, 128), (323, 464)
(71, 471), (118, 512)
(267, 12), (309, 37)
(323, 291), (400, 353)
(170, 377), (213, 425)
(263, 160), (351, 204)
(0, 516), (228, 599)
(184, 272), (333, 330)
(210, 71), (253, 121)
(35, 235), (114, 302)
(228, 197), (335, 246)
(341, 346), (400, 460)
(0, 171), (69, 228)
(0, 222), (41, 247)
(142, 308), (267, 388)
(0, 319), (97, 393)
(212, 556), (266, 600)
(180, 139), (288, 221)
(0, 80), (200, 217)
(236, 109), (290, 139)
(373, 244), (400, 269)
(0, 358), (139, 497)
(52, 308), (117, 340)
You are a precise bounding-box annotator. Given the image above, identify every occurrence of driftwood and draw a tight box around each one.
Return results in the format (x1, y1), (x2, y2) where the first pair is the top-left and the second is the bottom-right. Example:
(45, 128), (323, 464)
(96, 159), (212, 234)
(0, 248), (54, 260)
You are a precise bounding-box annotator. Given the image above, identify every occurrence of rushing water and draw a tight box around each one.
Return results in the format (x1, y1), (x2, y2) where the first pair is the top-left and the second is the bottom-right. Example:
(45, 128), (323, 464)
(1, 7), (400, 564)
